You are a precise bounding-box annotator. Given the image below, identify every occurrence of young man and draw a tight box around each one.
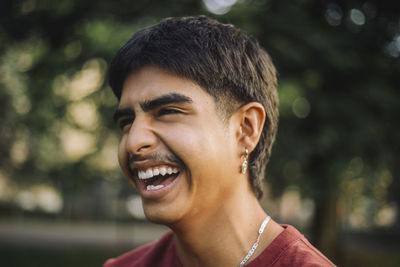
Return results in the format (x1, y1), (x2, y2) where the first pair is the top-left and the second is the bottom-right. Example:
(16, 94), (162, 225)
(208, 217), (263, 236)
(105, 16), (335, 267)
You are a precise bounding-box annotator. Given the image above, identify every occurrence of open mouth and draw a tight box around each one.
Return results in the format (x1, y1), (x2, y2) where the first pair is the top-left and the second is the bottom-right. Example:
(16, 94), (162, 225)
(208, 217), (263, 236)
(137, 166), (180, 191)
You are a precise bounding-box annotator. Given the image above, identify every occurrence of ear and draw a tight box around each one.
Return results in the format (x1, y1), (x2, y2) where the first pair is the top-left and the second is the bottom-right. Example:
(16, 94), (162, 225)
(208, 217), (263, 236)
(236, 102), (266, 153)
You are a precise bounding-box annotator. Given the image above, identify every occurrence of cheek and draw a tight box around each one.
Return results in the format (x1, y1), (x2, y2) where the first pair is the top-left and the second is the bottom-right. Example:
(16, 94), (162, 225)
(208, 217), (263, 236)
(161, 126), (206, 157)
(118, 137), (128, 169)
(118, 137), (139, 191)
(162, 126), (229, 175)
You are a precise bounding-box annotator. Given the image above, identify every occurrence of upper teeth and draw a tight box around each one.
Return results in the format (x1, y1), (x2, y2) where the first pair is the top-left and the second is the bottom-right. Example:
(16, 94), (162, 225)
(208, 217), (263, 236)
(138, 166), (179, 179)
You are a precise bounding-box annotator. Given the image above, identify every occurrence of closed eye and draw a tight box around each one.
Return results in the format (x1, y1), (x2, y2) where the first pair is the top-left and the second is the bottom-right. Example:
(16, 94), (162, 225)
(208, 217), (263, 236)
(119, 118), (133, 130)
(158, 107), (183, 116)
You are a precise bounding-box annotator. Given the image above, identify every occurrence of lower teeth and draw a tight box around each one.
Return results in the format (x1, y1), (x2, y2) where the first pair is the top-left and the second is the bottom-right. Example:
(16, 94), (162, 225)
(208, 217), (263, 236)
(146, 184), (164, 191)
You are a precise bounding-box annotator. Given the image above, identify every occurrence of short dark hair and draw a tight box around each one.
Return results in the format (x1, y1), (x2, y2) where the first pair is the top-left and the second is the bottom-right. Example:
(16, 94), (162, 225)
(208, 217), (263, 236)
(109, 16), (279, 199)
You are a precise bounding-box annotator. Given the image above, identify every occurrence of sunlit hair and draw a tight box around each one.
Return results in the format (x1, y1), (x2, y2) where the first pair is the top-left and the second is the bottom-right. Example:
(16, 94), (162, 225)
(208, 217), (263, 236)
(109, 16), (279, 199)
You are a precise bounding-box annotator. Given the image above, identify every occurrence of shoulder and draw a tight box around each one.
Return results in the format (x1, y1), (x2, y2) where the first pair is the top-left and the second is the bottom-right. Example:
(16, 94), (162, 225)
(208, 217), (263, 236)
(250, 225), (336, 267)
(275, 226), (336, 266)
(103, 231), (179, 267)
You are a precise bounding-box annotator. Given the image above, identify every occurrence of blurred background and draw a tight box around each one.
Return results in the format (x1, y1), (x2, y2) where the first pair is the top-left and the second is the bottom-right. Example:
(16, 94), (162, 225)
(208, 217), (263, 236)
(1, 0), (399, 266)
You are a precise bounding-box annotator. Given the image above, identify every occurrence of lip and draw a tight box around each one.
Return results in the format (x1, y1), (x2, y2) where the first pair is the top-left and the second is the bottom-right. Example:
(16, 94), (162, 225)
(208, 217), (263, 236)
(128, 160), (182, 199)
(137, 171), (182, 199)
(130, 159), (180, 171)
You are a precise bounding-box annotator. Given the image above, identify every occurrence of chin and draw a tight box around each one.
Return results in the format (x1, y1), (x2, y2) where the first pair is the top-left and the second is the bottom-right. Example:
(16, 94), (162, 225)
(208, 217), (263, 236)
(142, 201), (186, 225)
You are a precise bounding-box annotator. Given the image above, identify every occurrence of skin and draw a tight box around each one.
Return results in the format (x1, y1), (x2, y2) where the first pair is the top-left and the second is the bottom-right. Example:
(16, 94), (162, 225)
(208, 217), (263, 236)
(116, 66), (283, 267)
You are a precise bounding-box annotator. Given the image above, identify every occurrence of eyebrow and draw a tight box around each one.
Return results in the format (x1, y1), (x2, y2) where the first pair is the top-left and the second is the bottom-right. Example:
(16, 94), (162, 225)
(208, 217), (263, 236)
(113, 93), (193, 123)
(141, 93), (192, 112)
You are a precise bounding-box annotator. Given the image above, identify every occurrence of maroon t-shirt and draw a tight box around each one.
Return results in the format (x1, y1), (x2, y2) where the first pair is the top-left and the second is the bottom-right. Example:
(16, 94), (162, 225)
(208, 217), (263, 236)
(104, 225), (336, 267)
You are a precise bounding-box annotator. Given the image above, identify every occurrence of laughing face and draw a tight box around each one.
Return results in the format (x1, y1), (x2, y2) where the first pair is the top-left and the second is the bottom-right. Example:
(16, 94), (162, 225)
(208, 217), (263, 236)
(115, 66), (242, 225)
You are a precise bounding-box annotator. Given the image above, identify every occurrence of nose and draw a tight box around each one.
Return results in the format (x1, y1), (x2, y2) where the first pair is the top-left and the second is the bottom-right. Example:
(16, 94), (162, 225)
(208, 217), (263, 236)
(125, 116), (157, 155)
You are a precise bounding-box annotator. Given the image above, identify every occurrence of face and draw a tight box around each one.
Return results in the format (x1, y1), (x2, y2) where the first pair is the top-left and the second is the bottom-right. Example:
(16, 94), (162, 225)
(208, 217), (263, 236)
(115, 66), (241, 224)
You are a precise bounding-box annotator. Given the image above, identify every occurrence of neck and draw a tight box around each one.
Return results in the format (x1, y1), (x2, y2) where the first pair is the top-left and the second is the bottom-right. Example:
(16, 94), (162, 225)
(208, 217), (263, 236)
(169, 188), (282, 267)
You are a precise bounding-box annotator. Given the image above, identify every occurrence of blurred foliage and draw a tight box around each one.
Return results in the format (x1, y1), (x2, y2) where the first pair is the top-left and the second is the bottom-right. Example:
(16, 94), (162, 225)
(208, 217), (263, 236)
(1, 0), (400, 263)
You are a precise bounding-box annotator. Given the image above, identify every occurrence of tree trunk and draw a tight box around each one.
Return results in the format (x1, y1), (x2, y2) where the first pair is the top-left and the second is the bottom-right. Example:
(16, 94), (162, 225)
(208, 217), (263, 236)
(311, 192), (339, 261)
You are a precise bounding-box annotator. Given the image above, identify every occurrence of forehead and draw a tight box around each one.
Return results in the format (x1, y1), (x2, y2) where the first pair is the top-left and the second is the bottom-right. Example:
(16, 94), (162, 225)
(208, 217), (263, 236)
(119, 66), (214, 108)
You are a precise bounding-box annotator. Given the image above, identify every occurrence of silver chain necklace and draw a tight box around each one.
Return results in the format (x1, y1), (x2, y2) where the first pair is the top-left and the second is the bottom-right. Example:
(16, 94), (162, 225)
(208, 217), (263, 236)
(238, 215), (271, 267)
